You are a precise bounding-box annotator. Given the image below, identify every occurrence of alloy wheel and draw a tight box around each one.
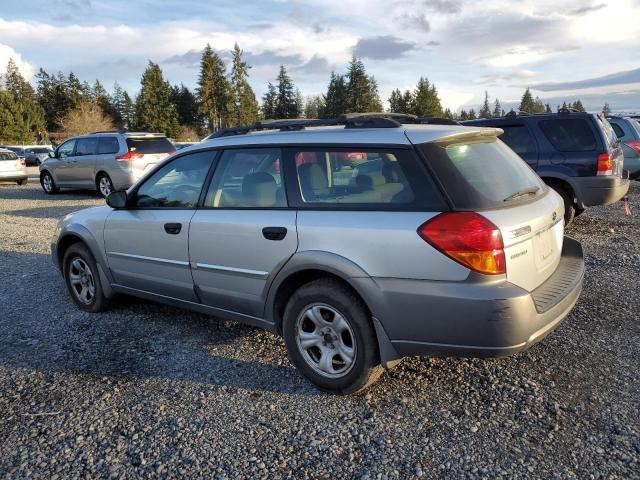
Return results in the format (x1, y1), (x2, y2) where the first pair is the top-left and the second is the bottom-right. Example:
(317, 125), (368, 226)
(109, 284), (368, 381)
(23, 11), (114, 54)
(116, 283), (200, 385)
(68, 257), (96, 305)
(42, 174), (53, 193)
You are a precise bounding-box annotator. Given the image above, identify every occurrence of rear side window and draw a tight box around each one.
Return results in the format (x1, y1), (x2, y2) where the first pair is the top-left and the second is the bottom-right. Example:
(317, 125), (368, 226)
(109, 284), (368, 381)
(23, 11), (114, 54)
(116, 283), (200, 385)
(75, 138), (98, 156)
(418, 138), (546, 210)
(498, 125), (536, 155)
(539, 118), (596, 152)
(98, 136), (120, 154)
(294, 149), (415, 205)
(609, 122), (624, 138)
(126, 137), (174, 154)
(0, 152), (18, 160)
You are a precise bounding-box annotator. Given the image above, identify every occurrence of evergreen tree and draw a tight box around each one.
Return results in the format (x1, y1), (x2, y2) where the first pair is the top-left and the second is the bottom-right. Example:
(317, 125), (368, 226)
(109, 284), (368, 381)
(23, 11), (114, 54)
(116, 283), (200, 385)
(121, 91), (136, 130)
(170, 83), (198, 127)
(228, 43), (259, 126)
(412, 77), (443, 117)
(0, 91), (36, 143)
(197, 44), (230, 131)
(304, 95), (325, 119)
(442, 108), (454, 119)
(274, 65), (298, 119)
(345, 57), (382, 113)
(66, 72), (90, 108)
(519, 88), (536, 113)
(545, 103), (552, 113)
(135, 61), (180, 137)
(459, 109), (468, 121)
(561, 101), (568, 111)
(572, 100), (585, 112)
(479, 91), (492, 119)
(467, 108), (477, 120)
(602, 102), (611, 115)
(493, 98), (503, 118)
(109, 82), (126, 128)
(388, 89), (413, 114)
(91, 79), (118, 123)
(322, 72), (348, 118)
(261, 82), (277, 119)
(2, 59), (46, 140)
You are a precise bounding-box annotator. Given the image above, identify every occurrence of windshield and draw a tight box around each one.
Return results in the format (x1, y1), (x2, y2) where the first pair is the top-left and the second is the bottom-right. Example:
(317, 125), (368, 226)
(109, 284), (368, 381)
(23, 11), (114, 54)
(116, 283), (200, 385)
(418, 138), (546, 209)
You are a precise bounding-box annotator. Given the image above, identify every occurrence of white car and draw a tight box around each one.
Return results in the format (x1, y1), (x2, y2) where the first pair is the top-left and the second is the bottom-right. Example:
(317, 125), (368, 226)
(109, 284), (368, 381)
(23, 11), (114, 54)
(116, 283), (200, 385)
(0, 148), (28, 185)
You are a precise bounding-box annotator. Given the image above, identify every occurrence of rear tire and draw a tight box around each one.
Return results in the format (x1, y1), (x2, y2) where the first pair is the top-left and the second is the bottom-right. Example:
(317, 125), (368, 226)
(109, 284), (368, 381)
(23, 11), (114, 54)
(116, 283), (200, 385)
(96, 173), (114, 198)
(63, 243), (111, 313)
(40, 171), (59, 194)
(282, 278), (383, 395)
(551, 185), (576, 226)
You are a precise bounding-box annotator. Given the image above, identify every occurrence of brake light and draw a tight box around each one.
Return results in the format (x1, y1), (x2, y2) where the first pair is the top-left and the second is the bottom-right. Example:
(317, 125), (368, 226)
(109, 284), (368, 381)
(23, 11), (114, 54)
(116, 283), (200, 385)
(417, 212), (506, 275)
(624, 140), (640, 155)
(116, 151), (144, 161)
(597, 152), (613, 176)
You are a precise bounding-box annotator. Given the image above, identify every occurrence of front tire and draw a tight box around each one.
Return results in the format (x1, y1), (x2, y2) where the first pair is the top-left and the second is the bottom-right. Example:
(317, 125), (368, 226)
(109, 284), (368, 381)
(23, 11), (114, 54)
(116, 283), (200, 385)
(283, 278), (383, 395)
(40, 171), (59, 194)
(96, 173), (114, 198)
(63, 243), (111, 313)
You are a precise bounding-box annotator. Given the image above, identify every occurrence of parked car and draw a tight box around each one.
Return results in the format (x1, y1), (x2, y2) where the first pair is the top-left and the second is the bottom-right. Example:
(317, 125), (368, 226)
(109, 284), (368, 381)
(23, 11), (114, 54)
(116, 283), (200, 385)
(1, 146), (27, 162)
(607, 116), (640, 179)
(51, 115), (585, 394)
(464, 111), (629, 225)
(39, 131), (176, 197)
(0, 148), (28, 185)
(25, 146), (53, 166)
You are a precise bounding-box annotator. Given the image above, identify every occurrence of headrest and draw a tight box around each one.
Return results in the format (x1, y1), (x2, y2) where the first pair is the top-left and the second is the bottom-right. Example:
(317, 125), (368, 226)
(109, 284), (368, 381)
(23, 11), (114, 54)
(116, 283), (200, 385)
(356, 171), (386, 190)
(298, 163), (328, 192)
(242, 172), (278, 207)
(382, 162), (401, 183)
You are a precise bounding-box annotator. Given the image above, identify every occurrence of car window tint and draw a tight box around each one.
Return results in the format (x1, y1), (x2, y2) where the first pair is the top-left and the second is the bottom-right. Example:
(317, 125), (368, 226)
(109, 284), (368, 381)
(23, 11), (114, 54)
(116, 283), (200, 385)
(539, 118), (596, 152)
(499, 125), (536, 155)
(126, 137), (174, 154)
(134, 151), (213, 208)
(0, 152), (18, 160)
(205, 148), (285, 208)
(57, 139), (76, 157)
(295, 150), (415, 205)
(98, 137), (120, 154)
(75, 138), (99, 156)
(609, 122), (624, 138)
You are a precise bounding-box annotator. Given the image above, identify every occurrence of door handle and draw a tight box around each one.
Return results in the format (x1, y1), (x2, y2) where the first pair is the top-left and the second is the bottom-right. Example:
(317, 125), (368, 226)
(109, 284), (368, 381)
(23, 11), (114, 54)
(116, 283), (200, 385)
(262, 226), (287, 241)
(164, 222), (182, 235)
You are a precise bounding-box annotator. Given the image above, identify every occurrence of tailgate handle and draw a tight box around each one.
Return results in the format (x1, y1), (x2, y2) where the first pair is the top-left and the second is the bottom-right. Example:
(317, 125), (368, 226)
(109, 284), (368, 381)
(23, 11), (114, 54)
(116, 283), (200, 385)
(164, 223), (182, 235)
(262, 226), (287, 241)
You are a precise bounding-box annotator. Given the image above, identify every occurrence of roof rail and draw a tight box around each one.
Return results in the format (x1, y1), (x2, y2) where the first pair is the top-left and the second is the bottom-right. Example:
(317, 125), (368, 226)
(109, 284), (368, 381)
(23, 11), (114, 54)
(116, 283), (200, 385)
(417, 117), (460, 125)
(89, 130), (127, 134)
(557, 107), (581, 114)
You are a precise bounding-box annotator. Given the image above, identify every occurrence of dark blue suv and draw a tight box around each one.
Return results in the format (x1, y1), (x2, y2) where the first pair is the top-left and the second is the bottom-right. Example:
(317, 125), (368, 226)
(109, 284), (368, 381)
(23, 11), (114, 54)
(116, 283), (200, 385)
(464, 112), (629, 224)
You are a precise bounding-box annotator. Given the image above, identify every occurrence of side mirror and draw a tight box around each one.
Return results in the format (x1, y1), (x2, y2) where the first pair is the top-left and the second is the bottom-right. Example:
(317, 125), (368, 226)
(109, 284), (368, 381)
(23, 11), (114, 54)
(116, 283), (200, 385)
(48, 151), (56, 158)
(106, 191), (128, 209)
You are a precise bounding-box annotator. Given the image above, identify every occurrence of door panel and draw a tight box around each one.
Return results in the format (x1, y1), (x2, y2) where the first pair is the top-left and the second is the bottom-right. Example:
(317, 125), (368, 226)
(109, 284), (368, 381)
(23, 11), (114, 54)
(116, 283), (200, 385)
(105, 210), (197, 300)
(189, 210), (298, 317)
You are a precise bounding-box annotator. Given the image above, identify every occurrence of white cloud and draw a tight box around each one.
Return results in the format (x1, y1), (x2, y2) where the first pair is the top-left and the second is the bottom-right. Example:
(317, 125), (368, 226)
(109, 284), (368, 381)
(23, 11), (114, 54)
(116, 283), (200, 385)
(0, 43), (35, 80)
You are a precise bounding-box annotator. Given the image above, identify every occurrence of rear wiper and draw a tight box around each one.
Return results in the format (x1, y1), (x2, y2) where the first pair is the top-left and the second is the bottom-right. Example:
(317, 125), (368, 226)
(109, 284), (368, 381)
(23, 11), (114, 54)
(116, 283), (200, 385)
(503, 186), (540, 202)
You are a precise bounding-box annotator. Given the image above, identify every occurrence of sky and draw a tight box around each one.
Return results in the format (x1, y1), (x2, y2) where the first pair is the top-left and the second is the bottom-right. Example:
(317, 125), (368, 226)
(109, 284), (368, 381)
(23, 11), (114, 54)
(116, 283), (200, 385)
(1, 0), (640, 112)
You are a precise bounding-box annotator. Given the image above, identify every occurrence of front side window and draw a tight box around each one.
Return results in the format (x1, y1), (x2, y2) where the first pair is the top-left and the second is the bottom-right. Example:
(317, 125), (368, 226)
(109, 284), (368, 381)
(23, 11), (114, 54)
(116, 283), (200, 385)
(205, 148), (285, 208)
(98, 137), (120, 154)
(539, 118), (596, 152)
(134, 151), (213, 208)
(75, 138), (98, 156)
(57, 139), (76, 158)
(295, 149), (415, 205)
(499, 125), (536, 155)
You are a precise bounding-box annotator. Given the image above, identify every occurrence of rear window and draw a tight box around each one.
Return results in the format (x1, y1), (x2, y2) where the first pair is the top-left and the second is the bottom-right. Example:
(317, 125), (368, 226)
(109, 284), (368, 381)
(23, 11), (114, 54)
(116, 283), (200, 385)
(498, 125), (536, 155)
(418, 138), (546, 210)
(0, 151), (18, 160)
(126, 137), (174, 154)
(539, 118), (596, 152)
(597, 115), (621, 151)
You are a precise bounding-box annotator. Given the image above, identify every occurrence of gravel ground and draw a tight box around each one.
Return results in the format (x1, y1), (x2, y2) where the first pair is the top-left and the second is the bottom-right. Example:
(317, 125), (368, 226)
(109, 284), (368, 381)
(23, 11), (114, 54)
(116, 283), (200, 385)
(0, 174), (639, 479)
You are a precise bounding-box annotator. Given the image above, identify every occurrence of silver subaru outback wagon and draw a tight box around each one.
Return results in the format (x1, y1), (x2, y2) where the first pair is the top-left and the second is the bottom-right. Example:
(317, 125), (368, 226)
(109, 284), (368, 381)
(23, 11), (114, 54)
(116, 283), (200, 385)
(51, 116), (585, 394)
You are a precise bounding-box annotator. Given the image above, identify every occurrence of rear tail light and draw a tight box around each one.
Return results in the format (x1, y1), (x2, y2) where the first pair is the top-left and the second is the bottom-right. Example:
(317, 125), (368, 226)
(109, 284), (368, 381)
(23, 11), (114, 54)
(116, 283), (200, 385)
(19, 159), (26, 166)
(597, 152), (613, 176)
(417, 212), (506, 275)
(116, 151), (144, 161)
(624, 140), (640, 155)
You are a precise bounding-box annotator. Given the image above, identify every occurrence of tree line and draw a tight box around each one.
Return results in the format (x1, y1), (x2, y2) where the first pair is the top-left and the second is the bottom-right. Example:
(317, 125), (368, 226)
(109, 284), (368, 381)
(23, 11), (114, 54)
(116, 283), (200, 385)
(0, 44), (610, 144)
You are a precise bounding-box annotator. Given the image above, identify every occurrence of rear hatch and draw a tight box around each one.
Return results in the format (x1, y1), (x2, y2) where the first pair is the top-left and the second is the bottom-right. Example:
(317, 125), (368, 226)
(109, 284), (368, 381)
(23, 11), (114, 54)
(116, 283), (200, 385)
(413, 129), (564, 291)
(596, 114), (624, 176)
(125, 136), (175, 177)
(0, 151), (25, 174)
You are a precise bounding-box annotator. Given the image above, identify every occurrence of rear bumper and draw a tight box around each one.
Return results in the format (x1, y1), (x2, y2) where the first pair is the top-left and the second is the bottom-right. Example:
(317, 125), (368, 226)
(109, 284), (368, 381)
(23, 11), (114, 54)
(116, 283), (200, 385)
(573, 173), (630, 207)
(0, 173), (28, 182)
(368, 237), (584, 358)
